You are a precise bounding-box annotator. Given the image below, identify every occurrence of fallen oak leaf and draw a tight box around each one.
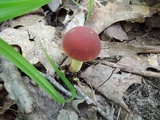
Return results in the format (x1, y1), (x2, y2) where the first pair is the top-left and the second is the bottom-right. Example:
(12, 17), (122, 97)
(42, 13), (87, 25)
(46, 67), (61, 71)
(99, 41), (160, 58)
(0, 22), (63, 75)
(118, 55), (160, 72)
(105, 22), (129, 41)
(86, 2), (160, 34)
(80, 63), (142, 112)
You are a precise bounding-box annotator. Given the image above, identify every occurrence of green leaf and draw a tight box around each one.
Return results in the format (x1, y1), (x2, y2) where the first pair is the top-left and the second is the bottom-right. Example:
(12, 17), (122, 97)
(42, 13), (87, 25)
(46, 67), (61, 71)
(71, 0), (81, 6)
(0, 0), (51, 22)
(0, 39), (67, 103)
(85, 0), (93, 23)
(39, 41), (76, 102)
(71, 0), (93, 23)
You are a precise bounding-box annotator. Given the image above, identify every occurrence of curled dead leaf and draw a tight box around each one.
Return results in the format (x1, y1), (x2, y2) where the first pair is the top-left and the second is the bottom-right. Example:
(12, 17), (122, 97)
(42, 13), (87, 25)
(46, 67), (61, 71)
(86, 2), (159, 34)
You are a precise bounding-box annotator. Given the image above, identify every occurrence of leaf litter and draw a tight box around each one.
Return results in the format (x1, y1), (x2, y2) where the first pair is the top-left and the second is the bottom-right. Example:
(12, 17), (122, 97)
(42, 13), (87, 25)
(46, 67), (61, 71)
(80, 63), (142, 112)
(0, 14), (64, 75)
(86, 2), (160, 33)
(1, 0), (160, 119)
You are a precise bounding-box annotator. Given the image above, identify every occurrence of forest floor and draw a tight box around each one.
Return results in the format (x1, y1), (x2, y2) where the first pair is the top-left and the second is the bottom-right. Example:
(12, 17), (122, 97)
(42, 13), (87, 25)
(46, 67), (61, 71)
(0, 0), (160, 120)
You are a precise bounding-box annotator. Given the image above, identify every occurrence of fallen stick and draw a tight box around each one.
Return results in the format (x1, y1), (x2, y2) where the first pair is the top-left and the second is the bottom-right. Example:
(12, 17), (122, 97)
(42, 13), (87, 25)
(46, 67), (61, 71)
(43, 73), (114, 120)
(74, 85), (115, 120)
(100, 61), (160, 79)
(0, 56), (46, 120)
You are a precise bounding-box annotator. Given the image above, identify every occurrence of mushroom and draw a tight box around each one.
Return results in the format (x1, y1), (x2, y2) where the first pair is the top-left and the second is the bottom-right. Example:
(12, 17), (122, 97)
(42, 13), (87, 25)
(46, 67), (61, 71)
(62, 26), (101, 72)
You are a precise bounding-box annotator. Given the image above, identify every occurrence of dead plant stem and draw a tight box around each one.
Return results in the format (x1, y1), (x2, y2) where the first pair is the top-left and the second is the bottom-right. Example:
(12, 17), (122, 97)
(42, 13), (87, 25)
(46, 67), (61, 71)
(100, 61), (160, 79)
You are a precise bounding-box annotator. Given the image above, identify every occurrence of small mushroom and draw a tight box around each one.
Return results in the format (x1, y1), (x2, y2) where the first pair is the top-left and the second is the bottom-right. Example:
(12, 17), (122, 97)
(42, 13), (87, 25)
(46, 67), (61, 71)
(62, 26), (101, 72)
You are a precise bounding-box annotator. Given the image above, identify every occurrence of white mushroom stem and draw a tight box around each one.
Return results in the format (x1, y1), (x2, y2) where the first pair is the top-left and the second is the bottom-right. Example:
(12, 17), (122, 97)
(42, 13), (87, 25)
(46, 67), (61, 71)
(69, 59), (83, 72)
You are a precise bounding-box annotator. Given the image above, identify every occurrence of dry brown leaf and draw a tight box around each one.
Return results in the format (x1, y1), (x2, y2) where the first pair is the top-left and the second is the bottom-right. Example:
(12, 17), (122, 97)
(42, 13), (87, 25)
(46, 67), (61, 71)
(104, 22), (129, 41)
(86, 2), (159, 34)
(10, 14), (45, 28)
(118, 54), (160, 71)
(80, 63), (142, 111)
(63, 10), (85, 33)
(99, 41), (160, 58)
(57, 109), (78, 120)
(72, 98), (97, 120)
(0, 17), (63, 74)
(0, 98), (15, 115)
(72, 99), (86, 114)
(99, 41), (141, 57)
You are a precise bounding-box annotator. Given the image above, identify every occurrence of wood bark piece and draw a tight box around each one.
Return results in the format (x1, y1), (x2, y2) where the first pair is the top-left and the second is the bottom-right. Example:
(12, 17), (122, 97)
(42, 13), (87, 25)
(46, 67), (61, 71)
(0, 56), (46, 120)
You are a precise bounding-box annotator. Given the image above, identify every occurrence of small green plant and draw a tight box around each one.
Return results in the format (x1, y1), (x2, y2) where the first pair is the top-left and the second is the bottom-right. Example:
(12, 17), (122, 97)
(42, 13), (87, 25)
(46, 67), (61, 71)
(0, 0), (76, 103)
(86, 0), (93, 22)
(71, 0), (93, 22)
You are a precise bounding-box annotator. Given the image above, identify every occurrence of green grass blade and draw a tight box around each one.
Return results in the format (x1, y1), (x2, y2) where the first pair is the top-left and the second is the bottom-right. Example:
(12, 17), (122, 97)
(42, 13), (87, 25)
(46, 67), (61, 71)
(71, 0), (81, 6)
(0, 0), (51, 22)
(0, 39), (66, 103)
(71, 0), (93, 23)
(85, 0), (93, 23)
(40, 42), (76, 102)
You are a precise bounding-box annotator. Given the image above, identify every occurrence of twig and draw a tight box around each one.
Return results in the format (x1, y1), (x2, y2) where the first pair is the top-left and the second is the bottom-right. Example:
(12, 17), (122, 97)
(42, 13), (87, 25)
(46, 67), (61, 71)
(74, 85), (115, 120)
(98, 68), (116, 88)
(42, 73), (73, 97)
(0, 56), (46, 120)
(117, 107), (121, 120)
(100, 61), (160, 79)
(43, 73), (113, 120)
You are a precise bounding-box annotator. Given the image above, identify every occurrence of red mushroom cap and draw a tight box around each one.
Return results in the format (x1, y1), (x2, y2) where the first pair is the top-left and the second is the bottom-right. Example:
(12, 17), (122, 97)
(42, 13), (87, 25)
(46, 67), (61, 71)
(62, 26), (101, 62)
